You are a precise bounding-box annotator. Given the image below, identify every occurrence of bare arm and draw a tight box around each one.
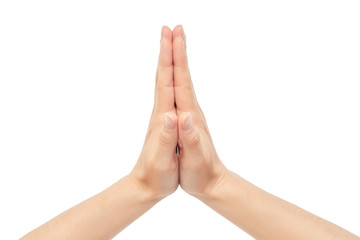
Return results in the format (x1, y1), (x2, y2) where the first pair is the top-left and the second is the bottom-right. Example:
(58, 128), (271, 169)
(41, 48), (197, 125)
(172, 24), (360, 240)
(199, 170), (360, 240)
(20, 176), (159, 240)
(21, 25), (179, 240)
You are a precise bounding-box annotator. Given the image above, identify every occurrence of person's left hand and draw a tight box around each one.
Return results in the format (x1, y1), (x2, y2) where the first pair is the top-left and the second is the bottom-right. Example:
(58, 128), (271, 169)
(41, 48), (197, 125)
(172, 25), (228, 198)
(129, 26), (179, 201)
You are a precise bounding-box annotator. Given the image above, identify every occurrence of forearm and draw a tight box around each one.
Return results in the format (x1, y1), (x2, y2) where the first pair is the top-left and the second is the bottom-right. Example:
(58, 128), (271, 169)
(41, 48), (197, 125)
(20, 175), (159, 240)
(199, 170), (359, 240)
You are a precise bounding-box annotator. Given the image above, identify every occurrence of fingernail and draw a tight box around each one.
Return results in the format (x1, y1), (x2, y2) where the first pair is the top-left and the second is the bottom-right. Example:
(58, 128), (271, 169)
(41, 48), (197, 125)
(165, 114), (175, 130)
(182, 113), (193, 131)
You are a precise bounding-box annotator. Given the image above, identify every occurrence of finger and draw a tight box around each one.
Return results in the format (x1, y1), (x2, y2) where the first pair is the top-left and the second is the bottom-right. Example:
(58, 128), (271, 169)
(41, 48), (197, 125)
(154, 26), (174, 113)
(178, 112), (202, 157)
(158, 112), (178, 156)
(173, 25), (198, 111)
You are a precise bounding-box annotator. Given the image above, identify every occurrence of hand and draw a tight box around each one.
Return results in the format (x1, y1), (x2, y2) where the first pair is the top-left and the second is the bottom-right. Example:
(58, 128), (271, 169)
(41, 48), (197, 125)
(129, 26), (179, 201)
(172, 25), (228, 198)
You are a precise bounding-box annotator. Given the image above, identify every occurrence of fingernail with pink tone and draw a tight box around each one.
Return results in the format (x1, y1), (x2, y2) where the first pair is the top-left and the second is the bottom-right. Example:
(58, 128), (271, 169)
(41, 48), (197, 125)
(165, 114), (175, 130)
(182, 113), (193, 131)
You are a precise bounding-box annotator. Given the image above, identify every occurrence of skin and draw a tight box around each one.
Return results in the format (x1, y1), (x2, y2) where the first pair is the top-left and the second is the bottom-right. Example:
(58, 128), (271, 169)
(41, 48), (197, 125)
(20, 25), (359, 240)
(20, 26), (178, 240)
(172, 25), (359, 240)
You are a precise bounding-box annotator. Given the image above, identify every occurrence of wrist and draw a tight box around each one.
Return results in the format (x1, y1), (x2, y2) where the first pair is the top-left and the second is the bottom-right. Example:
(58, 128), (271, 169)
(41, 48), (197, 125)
(193, 167), (231, 202)
(125, 173), (166, 203)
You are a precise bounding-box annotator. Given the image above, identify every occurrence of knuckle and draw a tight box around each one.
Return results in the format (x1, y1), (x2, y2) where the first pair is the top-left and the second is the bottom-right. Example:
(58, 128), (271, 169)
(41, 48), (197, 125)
(176, 83), (193, 91)
(189, 134), (200, 147)
(159, 131), (171, 146)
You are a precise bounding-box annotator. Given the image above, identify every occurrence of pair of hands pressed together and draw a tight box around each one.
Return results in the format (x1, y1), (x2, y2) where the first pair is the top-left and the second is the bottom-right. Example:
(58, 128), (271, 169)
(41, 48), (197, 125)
(130, 25), (226, 201)
(21, 25), (359, 240)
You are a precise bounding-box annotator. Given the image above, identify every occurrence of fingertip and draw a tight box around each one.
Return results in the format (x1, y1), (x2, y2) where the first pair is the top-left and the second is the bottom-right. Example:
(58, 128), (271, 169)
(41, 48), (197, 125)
(159, 25), (173, 67)
(172, 25), (185, 40)
(164, 112), (178, 130)
(180, 112), (193, 131)
(172, 25), (187, 67)
(173, 25), (185, 50)
(179, 112), (200, 149)
(161, 25), (173, 44)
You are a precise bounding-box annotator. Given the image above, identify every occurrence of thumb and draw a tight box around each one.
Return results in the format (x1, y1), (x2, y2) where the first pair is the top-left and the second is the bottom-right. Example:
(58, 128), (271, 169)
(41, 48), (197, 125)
(158, 112), (178, 154)
(178, 112), (201, 154)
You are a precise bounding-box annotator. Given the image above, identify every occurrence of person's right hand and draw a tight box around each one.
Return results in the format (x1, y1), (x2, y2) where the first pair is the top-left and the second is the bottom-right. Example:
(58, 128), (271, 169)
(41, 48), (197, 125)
(129, 26), (179, 201)
(172, 25), (228, 198)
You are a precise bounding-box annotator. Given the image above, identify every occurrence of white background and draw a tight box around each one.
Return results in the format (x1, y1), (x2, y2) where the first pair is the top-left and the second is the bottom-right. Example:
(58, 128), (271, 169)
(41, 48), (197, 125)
(0, 1), (359, 239)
